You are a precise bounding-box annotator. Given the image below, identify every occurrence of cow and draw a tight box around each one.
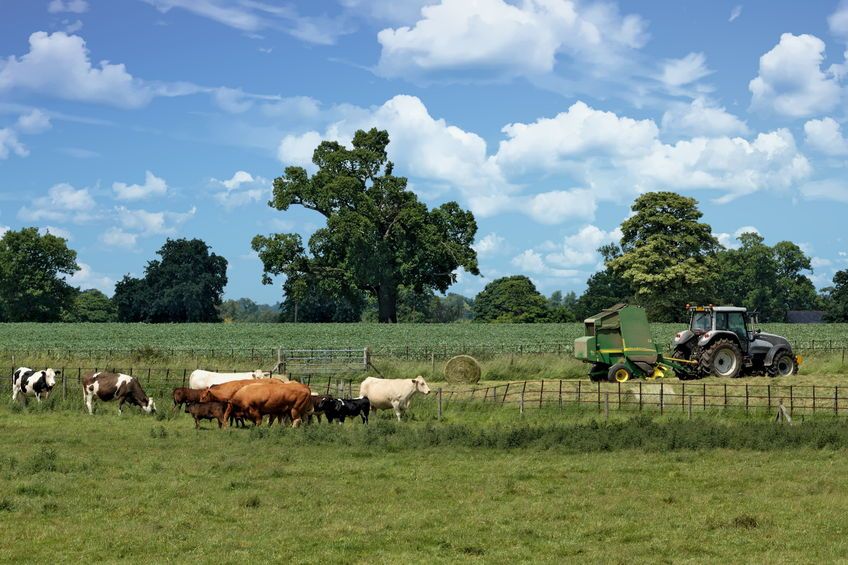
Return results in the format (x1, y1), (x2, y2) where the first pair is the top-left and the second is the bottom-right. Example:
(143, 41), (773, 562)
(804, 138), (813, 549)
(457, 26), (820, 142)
(172, 387), (203, 409)
(82, 372), (156, 415)
(308, 394), (333, 424)
(188, 369), (271, 390)
(185, 401), (227, 429)
(224, 382), (312, 428)
(323, 397), (370, 424)
(359, 376), (431, 421)
(11, 367), (59, 403)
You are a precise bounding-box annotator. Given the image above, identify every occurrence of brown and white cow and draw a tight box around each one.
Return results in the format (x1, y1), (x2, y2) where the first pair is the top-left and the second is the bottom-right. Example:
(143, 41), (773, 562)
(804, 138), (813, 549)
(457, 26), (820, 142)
(82, 372), (156, 415)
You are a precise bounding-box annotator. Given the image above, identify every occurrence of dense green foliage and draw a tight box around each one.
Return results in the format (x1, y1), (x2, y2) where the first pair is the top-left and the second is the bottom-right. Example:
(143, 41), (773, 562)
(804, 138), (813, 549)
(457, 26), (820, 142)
(473, 276), (551, 323)
(608, 192), (719, 322)
(825, 269), (848, 322)
(0, 228), (78, 322)
(64, 289), (116, 322)
(218, 298), (279, 323)
(253, 128), (479, 323)
(113, 238), (228, 323)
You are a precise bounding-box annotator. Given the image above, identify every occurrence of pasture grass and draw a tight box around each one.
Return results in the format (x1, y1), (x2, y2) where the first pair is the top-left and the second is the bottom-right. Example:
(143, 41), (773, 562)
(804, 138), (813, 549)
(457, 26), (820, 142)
(2, 406), (848, 562)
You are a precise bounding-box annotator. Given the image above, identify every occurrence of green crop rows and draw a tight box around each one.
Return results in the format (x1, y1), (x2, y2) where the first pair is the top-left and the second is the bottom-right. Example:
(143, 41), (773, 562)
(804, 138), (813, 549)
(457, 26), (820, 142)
(0, 322), (847, 353)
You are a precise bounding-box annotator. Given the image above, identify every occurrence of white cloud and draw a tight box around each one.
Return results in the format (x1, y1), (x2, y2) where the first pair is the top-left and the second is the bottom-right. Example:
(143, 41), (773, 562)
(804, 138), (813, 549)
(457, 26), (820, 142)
(0, 31), (152, 108)
(116, 205), (196, 235)
(812, 256), (833, 269)
(339, 0), (435, 25)
(376, 0), (647, 80)
(511, 249), (580, 278)
(659, 52), (712, 88)
(716, 225), (760, 249)
(661, 98), (748, 137)
(67, 262), (115, 294)
(473, 232), (505, 257)
(544, 225), (621, 267)
(48, 0), (89, 13)
(211, 170), (269, 208)
(523, 189), (596, 225)
(829, 1), (848, 40)
(19, 183), (97, 223)
(15, 109), (52, 134)
(799, 179), (848, 203)
(749, 33), (841, 117)
(0, 128), (28, 159)
(99, 228), (138, 249)
(112, 170), (168, 200)
(40, 225), (72, 240)
(277, 131), (323, 167)
(64, 20), (84, 34)
(729, 5), (742, 22)
(804, 117), (848, 156)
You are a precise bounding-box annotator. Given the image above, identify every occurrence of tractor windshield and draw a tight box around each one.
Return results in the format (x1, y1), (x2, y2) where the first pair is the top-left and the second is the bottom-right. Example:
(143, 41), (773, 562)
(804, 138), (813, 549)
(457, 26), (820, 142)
(690, 312), (711, 333)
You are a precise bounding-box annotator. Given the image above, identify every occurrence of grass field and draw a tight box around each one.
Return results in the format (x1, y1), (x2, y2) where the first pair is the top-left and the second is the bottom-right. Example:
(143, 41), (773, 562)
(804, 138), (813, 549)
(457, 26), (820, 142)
(2, 406), (848, 563)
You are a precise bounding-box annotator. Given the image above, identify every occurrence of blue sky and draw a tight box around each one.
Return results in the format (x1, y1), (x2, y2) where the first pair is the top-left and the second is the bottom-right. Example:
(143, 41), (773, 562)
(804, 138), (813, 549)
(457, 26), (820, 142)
(1, 0), (847, 304)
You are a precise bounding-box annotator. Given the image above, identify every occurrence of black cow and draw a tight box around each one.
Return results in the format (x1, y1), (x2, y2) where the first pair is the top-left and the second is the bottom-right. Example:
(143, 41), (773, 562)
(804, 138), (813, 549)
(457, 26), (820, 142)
(308, 394), (334, 424)
(324, 397), (370, 424)
(12, 367), (59, 403)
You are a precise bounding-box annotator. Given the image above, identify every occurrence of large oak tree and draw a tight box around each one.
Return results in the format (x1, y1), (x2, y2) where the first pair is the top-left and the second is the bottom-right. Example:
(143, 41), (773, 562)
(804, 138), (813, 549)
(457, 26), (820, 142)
(253, 128), (479, 323)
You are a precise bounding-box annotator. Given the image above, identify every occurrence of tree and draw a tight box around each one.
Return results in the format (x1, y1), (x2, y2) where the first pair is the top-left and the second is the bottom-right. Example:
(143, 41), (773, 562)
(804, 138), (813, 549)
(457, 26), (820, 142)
(280, 278), (365, 322)
(252, 128), (479, 323)
(608, 192), (719, 322)
(473, 276), (550, 323)
(714, 233), (818, 321)
(113, 238), (228, 323)
(0, 227), (79, 321)
(218, 298), (280, 323)
(823, 270), (848, 322)
(430, 293), (473, 323)
(65, 289), (116, 322)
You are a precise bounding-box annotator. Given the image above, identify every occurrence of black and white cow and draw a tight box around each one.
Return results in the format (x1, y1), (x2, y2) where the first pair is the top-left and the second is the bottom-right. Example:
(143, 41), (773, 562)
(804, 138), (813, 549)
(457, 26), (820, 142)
(324, 397), (370, 424)
(12, 367), (59, 403)
(82, 372), (156, 415)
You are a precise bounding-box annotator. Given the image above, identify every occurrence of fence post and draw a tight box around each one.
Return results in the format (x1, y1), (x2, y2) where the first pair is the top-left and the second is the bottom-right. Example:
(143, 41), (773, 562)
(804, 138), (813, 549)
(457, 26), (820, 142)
(660, 384), (664, 415)
(559, 380), (563, 411)
(539, 380), (544, 409)
(790, 385), (794, 415)
(182, 369), (187, 386)
(745, 385), (749, 415)
(723, 384), (727, 409)
(638, 381), (642, 411)
(437, 388), (442, 421)
(768, 385), (771, 411)
(597, 381), (601, 411)
(577, 381), (582, 407)
(431, 353), (436, 376)
(682, 383), (686, 411)
(703, 383), (707, 411)
(813, 385), (817, 413)
(835, 386), (839, 415)
(688, 395), (693, 420)
(502, 382), (510, 405)
(604, 392), (609, 421)
(520, 388), (525, 416)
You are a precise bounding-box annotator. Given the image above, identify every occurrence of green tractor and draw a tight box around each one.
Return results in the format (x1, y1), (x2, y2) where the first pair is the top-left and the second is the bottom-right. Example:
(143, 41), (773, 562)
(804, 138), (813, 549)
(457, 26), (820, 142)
(671, 305), (801, 379)
(573, 303), (694, 382)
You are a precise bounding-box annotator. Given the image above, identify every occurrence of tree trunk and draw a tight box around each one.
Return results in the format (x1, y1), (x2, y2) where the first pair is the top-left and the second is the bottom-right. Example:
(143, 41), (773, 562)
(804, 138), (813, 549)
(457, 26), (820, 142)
(377, 284), (398, 323)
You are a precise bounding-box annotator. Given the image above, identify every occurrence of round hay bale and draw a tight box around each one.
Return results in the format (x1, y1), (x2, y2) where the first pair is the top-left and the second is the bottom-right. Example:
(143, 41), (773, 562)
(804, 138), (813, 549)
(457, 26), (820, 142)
(445, 355), (482, 384)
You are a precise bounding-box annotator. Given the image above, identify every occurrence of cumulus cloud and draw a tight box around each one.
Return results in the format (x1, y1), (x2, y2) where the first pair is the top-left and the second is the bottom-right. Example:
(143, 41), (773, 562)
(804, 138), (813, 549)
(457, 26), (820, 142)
(716, 226), (760, 249)
(473, 232), (505, 257)
(661, 98), (748, 137)
(749, 33), (841, 117)
(99, 228), (138, 249)
(112, 170), (168, 200)
(15, 109), (52, 134)
(0, 31), (152, 108)
(115, 205), (196, 235)
(804, 117), (848, 156)
(522, 189), (597, 225)
(66, 262), (115, 294)
(543, 225), (622, 267)
(211, 170), (269, 208)
(376, 0), (647, 80)
(40, 225), (72, 240)
(48, 0), (89, 13)
(19, 183), (98, 223)
(511, 249), (580, 278)
(659, 52), (712, 88)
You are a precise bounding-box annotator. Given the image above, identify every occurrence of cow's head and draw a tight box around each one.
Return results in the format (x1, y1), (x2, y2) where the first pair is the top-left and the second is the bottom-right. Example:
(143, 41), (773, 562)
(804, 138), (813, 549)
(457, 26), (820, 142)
(413, 376), (431, 395)
(44, 368), (59, 389)
(143, 398), (156, 414)
(199, 388), (213, 403)
(251, 369), (271, 379)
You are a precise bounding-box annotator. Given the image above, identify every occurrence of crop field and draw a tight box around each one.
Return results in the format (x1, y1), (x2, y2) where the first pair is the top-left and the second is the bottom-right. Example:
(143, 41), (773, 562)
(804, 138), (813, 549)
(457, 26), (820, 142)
(1, 322), (848, 354)
(3, 407), (848, 562)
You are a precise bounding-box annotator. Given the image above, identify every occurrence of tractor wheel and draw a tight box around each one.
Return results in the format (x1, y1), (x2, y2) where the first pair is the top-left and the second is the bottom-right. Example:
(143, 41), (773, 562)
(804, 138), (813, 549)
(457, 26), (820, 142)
(767, 352), (796, 378)
(700, 339), (743, 378)
(607, 363), (633, 383)
(672, 347), (695, 380)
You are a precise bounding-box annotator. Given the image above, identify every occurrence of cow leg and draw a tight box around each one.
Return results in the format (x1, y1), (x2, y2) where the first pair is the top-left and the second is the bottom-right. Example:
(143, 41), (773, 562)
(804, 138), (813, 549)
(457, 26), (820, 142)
(117, 397), (125, 415)
(194, 416), (200, 429)
(84, 389), (95, 415)
(391, 400), (402, 421)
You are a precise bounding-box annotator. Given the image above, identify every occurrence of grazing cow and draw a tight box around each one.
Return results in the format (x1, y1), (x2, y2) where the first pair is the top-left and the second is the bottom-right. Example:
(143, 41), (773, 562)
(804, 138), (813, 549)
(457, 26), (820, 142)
(324, 397), (370, 424)
(12, 367), (59, 403)
(172, 387), (203, 409)
(308, 394), (333, 423)
(224, 382), (312, 428)
(185, 401), (227, 429)
(82, 372), (156, 415)
(359, 376), (431, 421)
(188, 369), (271, 390)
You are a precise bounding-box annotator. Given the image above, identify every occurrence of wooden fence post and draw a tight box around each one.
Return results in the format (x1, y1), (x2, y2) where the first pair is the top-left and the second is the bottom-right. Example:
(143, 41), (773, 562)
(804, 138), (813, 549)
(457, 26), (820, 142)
(182, 369), (187, 386)
(437, 388), (443, 421)
(723, 384), (727, 409)
(745, 385), (749, 415)
(539, 380), (544, 409)
(520, 388), (525, 416)
(502, 382), (510, 405)
(597, 381), (601, 411)
(835, 386), (839, 415)
(790, 385), (794, 415)
(638, 381), (642, 411)
(577, 381), (582, 407)
(767, 385), (771, 410)
(659, 384), (664, 414)
(559, 380), (563, 411)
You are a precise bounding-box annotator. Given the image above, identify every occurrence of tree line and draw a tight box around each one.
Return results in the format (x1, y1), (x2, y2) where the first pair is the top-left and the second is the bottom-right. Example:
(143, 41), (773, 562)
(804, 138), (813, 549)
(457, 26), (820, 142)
(2, 129), (847, 324)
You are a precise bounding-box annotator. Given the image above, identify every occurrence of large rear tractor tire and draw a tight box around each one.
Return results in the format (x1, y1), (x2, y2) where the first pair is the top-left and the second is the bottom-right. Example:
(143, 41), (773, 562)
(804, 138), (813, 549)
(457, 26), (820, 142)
(767, 351), (797, 378)
(700, 339), (743, 378)
(607, 363), (633, 383)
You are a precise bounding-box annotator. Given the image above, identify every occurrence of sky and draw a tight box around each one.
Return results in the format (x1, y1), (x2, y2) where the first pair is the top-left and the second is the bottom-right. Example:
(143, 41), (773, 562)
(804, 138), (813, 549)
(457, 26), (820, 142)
(1, 0), (848, 304)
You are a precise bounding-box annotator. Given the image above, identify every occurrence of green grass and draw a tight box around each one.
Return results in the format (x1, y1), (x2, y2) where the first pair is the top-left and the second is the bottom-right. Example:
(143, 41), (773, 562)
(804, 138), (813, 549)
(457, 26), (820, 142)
(3, 407), (848, 562)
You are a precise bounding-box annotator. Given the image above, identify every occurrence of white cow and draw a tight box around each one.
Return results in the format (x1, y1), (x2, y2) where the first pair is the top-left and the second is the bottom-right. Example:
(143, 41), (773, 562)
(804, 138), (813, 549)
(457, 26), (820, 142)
(359, 376), (431, 421)
(188, 369), (270, 390)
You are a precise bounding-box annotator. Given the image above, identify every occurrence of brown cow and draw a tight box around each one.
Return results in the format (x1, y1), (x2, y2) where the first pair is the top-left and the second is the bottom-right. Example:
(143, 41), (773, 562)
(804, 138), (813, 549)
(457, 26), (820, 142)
(186, 401), (227, 429)
(172, 387), (203, 409)
(224, 382), (312, 428)
(199, 379), (265, 404)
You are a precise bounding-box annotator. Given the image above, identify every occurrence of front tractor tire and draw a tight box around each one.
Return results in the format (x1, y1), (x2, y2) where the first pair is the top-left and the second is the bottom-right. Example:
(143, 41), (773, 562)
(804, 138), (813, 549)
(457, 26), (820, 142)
(607, 363), (633, 383)
(767, 351), (797, 378)
(700, 339), (743, 378)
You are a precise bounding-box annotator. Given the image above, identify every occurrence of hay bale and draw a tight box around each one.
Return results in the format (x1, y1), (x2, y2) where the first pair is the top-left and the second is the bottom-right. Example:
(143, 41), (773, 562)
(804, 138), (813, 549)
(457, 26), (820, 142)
(445, 355), (482, 384)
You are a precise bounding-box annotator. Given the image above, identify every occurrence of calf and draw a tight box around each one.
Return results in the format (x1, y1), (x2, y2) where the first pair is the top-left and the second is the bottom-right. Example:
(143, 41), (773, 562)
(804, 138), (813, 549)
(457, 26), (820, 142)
(82, 372), (156, 415)
(185, 401), (227, 429)
(324, 397), (370, 424)
(308, 394), (333, 424)
(12, 367), (59, 403)
(172, 387), (203, 409)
